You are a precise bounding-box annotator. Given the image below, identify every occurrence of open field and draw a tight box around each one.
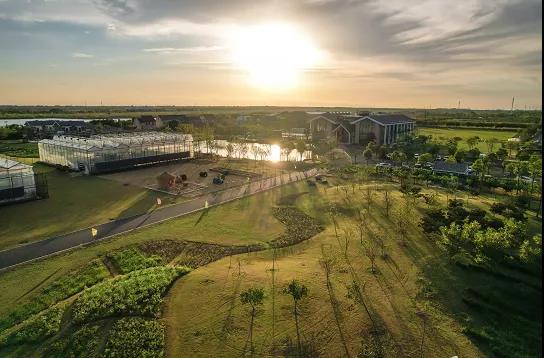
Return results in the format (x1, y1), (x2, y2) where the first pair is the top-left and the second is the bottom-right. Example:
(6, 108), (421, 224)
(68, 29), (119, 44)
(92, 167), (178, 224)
(417, 127), (517, 152)
(0, 173), (540, 357)
(0, 165), (168, 250)
(0, 141), (38, 158)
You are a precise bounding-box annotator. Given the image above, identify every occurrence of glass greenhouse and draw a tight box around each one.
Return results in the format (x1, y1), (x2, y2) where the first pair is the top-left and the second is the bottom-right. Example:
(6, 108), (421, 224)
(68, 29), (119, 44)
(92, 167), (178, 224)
(38, 132), (193, 174)
(0, 158), (38, 204)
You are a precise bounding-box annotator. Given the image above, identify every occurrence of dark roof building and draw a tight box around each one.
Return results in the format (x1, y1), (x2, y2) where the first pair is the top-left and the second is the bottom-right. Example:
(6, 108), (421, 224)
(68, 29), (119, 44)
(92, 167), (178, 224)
(309, 112), (415, 145)
(432, 161), (472, 175)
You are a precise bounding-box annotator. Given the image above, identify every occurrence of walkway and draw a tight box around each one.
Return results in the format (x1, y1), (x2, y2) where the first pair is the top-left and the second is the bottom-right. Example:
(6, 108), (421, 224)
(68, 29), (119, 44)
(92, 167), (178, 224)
(0, 169), (318, 271)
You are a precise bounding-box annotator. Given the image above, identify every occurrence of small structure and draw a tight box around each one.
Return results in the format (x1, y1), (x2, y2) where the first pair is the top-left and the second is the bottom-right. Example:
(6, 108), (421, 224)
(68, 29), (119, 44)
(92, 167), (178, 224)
(0, 159), (47, 205)
(157, 172), (176, 190)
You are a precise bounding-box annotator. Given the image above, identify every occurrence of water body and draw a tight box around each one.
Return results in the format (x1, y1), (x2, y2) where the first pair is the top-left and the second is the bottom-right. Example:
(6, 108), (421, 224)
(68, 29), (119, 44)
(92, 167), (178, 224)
(195, 140), (312, 162)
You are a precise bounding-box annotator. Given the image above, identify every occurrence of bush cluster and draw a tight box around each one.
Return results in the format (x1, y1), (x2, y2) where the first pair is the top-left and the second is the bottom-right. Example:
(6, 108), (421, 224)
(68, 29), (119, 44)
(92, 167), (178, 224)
(107, 248), (162, 274)
(43, 323), (102, 357)
(0, 303), (67, 347)
(103, 317), (165, 358)
(71, 266), (191, 324)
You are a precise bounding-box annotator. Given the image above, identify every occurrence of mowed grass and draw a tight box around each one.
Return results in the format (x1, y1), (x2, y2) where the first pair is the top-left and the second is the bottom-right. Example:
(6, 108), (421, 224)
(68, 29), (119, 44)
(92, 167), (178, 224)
(0, 181), (304, 320)
(0, 165), (164, 250)
(418, 127), (517, 152)
(164, 183), (484, 357)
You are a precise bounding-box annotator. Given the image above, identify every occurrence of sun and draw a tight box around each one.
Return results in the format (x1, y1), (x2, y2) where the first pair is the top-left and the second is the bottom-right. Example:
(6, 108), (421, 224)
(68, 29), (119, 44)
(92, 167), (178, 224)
(228, 23), (322, 90)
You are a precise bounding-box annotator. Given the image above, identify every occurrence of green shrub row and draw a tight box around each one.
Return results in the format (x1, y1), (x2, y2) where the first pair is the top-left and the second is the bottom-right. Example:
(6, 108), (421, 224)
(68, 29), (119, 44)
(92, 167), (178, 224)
(0, 302), (67, 347)
(0, 259), (110, 331)
(71, 266), (191, 324)
(107, 248), (162, 274)
(103, 317), (165, 358)
(43, 323), (102, 358)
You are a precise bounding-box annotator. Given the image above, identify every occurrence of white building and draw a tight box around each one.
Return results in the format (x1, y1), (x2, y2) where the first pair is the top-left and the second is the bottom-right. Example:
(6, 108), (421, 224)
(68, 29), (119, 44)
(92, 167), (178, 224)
(0, 159), (37, 205)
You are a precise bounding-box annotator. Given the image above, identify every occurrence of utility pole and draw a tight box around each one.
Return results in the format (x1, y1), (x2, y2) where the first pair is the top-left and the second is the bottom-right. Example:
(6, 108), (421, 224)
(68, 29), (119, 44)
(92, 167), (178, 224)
(511, 97), (515, 111)
(457, 100), (460, 110)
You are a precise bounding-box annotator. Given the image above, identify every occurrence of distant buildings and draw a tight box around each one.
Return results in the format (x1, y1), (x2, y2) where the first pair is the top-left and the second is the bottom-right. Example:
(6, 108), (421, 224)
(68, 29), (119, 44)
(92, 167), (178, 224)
(132, 114), (207, 130)
(25, 120), (90, 135)
(309, 112), (415, 145)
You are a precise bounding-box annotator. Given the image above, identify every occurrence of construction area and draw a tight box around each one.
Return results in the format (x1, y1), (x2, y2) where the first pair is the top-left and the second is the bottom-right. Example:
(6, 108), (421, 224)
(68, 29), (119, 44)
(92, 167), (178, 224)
(100, 159), (265, 198)
(38, 132), (193, 174)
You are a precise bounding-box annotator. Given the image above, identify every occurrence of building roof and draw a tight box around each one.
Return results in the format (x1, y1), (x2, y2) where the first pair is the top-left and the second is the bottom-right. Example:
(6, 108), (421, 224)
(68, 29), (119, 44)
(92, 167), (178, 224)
(158, 114), (205, 126)
(432, 161), (470, 174)
(25, 120), (86, 127)
(351, 114), (415, 126)
(311, 112), (415, 127)
(135, 115), (156, 124)
(0, 158), (33, 171)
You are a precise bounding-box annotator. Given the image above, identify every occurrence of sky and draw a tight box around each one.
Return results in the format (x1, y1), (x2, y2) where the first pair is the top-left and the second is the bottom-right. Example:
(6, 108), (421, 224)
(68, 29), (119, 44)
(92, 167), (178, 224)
(0, 0), (541, 109)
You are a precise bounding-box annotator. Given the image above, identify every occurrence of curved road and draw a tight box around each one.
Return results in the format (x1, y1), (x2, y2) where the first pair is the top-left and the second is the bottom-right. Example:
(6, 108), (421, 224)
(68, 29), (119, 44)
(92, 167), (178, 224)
(0, 169), (318, 271)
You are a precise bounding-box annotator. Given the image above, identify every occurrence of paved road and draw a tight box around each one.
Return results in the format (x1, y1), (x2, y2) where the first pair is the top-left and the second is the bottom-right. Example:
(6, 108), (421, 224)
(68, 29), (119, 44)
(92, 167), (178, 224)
(0, 169), (318, 271)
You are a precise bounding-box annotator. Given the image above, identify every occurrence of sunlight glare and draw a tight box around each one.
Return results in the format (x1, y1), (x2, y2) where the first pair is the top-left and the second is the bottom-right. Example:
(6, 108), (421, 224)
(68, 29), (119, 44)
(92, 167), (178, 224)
(270, 144), (281, 162)
(228, 23), (322, 90)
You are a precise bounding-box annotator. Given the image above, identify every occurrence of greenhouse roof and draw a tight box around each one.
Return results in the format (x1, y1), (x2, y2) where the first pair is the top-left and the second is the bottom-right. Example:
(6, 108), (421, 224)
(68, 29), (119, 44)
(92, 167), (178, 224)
(0, 158), (33, 171)
(39, 132), (192, 150)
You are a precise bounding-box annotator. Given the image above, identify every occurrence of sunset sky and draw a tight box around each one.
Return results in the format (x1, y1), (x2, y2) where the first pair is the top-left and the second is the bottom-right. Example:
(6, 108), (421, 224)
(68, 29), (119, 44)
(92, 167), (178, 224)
(0, 0), (541, 109)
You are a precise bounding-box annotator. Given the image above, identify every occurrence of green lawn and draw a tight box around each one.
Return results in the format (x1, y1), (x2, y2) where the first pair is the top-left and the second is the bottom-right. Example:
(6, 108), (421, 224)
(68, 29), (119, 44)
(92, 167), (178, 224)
(0, 165), (163, 250)
(418, 127), (517, 152)
(0, 176), (540, 357)
(0, 141), (38, 158)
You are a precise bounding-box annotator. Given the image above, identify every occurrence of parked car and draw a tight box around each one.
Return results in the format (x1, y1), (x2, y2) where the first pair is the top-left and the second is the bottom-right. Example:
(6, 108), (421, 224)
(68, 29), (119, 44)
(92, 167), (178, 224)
(521, 176), (534, 183)
(376, 162), (392, 168)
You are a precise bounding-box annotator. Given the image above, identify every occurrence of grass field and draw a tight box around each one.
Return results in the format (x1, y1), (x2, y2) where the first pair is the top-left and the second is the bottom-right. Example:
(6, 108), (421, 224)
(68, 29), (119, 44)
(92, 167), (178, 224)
(0, 165), (165, 250)
(0, 141), (38, 158)
(418, 127), (517, 152)
(0, 175), (540, 357)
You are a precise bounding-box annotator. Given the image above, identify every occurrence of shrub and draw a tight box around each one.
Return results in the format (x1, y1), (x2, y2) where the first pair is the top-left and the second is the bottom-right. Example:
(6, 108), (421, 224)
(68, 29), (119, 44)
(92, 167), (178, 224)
(103, 317), (165, 358)
(107, 248), (162, 274)
(43, 322), (102, 357)
(0, 303), (67, 347)
(71, 266), (191, 324)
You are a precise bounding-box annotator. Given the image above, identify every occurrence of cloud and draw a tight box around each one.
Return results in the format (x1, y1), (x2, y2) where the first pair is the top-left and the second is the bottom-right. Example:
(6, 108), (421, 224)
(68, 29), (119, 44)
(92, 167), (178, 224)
(72, 52), (94, 58)
(143, 46), (222, 54)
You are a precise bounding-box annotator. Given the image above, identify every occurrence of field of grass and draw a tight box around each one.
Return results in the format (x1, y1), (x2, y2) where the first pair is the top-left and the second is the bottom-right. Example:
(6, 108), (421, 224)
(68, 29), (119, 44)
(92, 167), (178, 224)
(0, 164), (165, 250)
(418, 127), (517, 153)
(0, 175), (540, 357)
(0, 141), (38, 158)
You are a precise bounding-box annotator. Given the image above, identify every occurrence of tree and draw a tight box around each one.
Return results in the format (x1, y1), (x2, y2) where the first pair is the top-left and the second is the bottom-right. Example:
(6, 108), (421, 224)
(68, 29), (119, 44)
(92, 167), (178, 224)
(418, 152), (433, 164)
(225, 142), (234, 162)
(390, 150), (407, 164)
(506, 161), (528, 195)
(519, 234), (542, 268)
(466, 136), (480, 150)
(506, 140), (518, 158)
(382, 188), (393, 217)
(284, 280), (309, 356)
(453, 149), (466, 163)
(240, 287), (265, 357)
(485, 137), (499, 153)
(363, 148), (373, 164)
(471, 158), (488, 192)
(527, 155), (542, 208)
(295, 139), (306, 162)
